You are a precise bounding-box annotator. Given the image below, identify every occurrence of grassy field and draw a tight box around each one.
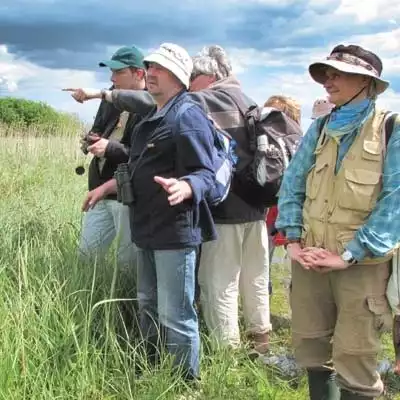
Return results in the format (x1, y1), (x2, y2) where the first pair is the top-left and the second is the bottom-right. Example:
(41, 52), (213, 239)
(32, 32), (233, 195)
(0, 134), (398, 399)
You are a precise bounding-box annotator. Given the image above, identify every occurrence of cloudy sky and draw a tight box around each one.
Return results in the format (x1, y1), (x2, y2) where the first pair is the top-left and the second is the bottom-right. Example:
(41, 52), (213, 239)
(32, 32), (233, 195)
(0, 0), (399, 130)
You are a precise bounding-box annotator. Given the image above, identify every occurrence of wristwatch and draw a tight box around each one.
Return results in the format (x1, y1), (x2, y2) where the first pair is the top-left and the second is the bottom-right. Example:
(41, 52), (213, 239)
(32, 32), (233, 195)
(341, 250), (358, 266)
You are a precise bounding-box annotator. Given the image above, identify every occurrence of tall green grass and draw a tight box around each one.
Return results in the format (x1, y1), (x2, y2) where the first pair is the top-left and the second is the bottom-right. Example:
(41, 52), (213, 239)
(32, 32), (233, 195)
(0, 132), (398, 399)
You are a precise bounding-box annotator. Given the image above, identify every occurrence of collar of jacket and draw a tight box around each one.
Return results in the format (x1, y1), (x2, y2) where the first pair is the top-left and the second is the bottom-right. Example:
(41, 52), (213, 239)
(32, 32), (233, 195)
(146, 89), (187, 121)
(209, 75), (241, 91)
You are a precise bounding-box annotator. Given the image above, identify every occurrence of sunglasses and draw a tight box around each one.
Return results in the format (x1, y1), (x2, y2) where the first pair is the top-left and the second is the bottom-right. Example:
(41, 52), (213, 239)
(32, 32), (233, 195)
(190, 72), (214, 82)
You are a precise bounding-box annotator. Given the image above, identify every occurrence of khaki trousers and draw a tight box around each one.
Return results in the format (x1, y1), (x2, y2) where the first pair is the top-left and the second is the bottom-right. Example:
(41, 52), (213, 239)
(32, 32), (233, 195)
(291, 260), (392, 398)
(198, 221), (271, 347)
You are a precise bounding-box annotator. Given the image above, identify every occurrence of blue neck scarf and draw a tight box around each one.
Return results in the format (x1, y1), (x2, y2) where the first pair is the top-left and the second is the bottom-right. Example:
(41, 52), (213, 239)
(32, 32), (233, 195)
(325, 99), (374, 140)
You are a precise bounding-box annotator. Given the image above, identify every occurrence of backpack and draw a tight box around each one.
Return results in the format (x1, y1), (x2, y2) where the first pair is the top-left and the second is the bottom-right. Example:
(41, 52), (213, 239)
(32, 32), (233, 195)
(175, 102), (238, 207)
(220, 91), (303, 208)
(241, 106), (302, 204)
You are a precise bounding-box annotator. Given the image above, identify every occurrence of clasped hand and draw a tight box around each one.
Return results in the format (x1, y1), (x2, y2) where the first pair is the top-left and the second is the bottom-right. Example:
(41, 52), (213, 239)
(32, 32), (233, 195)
(286, 242), (348, 273)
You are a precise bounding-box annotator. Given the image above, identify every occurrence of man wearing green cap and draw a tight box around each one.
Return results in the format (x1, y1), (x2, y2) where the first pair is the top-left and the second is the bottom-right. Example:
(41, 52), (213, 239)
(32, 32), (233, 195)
(64, 45), (154, 272)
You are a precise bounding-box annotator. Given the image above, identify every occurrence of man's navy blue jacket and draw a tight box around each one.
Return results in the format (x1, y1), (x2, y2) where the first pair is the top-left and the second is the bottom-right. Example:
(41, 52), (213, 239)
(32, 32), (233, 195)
(128, 91), (217, 250)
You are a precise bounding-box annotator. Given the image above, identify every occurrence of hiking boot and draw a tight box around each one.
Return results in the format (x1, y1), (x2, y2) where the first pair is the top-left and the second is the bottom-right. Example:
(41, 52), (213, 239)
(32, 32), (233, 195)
(307, 369), (340, 400)
(247, 332), (270, 358)
(261, 353), (302, 378)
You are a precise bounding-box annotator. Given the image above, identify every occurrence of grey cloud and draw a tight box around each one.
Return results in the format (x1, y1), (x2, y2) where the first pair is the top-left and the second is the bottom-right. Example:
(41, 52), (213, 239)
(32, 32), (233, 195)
(0, 0), (388, 72)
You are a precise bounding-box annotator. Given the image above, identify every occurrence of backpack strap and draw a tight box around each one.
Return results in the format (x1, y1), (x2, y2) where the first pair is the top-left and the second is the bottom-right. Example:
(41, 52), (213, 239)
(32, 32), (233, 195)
(317, 114), (330, 136)
(176, 100), (234, 145)
(382, 112), (398, 154)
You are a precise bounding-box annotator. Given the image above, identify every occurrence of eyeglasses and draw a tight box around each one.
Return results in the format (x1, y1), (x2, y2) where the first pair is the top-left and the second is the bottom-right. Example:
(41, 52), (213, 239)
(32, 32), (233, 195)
(190, 72), (213, 82)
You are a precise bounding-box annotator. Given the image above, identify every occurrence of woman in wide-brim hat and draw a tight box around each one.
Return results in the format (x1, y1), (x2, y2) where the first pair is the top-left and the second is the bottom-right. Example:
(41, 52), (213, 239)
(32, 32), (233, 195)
(275, 43), (400, 400)
(309, 45), (389, 96)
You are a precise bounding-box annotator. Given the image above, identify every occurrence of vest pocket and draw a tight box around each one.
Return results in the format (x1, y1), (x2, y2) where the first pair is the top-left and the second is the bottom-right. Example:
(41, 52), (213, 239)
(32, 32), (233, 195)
(362, 140), (381, 162)
(305, 162), (328, 200)
(338, 169), (381, 212)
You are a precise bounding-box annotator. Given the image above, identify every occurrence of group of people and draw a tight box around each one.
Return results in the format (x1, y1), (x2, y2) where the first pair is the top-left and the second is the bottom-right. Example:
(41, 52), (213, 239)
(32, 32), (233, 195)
(63, 42), (400, 400)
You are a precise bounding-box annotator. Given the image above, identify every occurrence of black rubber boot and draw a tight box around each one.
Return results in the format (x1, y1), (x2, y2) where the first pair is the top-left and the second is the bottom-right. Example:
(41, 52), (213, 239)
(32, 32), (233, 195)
(340, 389), (374, 399)
(307, 369), (341, 400)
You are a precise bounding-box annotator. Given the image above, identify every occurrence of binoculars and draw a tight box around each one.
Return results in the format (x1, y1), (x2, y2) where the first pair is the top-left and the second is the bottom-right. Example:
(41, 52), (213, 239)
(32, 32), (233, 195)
(114, 163), (135, 206)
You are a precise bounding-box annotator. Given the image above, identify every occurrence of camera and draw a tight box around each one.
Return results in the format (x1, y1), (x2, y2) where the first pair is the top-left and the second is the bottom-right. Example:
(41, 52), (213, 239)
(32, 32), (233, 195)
(80, 133), (100, 155)
(75, 133), (101, 175)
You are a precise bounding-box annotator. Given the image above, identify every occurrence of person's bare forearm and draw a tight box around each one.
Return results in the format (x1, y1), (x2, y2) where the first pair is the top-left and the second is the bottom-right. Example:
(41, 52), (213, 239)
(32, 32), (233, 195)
(103, 178), (117, 195)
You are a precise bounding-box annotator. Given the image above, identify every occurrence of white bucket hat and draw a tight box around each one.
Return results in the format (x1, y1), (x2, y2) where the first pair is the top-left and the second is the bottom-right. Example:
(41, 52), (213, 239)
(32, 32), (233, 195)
(144, 43), (193, 89)
(309, 44), (389, 95)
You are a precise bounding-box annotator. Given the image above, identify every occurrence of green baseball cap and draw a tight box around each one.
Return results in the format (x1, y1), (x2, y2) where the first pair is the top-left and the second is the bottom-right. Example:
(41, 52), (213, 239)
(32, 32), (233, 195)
(99, 46), (145, 70)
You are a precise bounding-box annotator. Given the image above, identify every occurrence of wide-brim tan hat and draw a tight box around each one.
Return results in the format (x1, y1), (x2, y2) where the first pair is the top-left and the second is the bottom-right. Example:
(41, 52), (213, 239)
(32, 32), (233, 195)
(309, 49), (389, 94)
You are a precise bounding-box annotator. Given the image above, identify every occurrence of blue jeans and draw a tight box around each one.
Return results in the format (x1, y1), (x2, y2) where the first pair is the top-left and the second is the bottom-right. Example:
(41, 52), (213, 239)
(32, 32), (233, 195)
(137, 247), (200, 379)
(78, 199), (137, 269)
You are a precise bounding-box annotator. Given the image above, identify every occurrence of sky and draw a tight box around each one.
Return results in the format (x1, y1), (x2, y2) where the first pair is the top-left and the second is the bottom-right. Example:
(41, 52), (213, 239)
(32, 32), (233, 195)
(0, 0), (399, 131)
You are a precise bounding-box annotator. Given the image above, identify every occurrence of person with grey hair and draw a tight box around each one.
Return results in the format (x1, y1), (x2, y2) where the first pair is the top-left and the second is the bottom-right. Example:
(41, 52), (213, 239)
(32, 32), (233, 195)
(65, 43), (219, 381)
(189, 45), (232, 90)
(190, 45), (271, 356)
(67, 45), (272, 355)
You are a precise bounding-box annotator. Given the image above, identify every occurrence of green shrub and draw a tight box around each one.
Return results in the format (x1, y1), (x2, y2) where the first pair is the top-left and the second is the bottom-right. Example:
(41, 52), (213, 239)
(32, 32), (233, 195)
(0, 97), (85, 137)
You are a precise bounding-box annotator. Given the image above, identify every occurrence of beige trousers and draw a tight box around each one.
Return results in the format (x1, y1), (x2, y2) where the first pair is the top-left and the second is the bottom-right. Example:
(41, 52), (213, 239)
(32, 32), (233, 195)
(198, 221), (271, 347)
(291, 260), (392, 398)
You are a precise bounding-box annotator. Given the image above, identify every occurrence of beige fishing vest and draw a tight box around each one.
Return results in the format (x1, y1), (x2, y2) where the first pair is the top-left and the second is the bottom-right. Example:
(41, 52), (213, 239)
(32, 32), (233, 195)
(302, 109), (392, 264)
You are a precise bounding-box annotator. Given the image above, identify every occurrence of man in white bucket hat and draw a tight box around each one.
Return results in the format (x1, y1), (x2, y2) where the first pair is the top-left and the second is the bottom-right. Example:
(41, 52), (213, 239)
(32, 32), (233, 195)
(72, 43), (218, 381)
(276, 44), (400, 399)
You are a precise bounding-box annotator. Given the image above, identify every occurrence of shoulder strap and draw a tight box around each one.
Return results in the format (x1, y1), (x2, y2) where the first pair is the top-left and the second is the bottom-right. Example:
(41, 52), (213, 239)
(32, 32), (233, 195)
(382, 112), (398, 153)
(316, 114), (330, 148)
(317, 114), (330, 136)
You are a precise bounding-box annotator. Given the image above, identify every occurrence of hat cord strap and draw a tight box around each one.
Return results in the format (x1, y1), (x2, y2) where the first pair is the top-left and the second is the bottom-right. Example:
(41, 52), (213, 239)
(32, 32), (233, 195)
(333, 85), (368, 111)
